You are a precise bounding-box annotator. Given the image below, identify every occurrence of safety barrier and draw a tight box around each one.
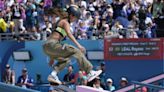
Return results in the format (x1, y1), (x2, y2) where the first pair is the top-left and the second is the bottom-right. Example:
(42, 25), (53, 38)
(115, 74), (164, 92)
(0, 32), (38, 41)
(132, 81), (164, 92)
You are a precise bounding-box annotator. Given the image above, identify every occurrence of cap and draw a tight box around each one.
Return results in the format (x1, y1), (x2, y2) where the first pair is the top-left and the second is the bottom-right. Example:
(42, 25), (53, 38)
(121, 77), (128, 82)
(6, 64), (10, 68)
(107, 78), (113, 83)
(22, 68), (27, 72)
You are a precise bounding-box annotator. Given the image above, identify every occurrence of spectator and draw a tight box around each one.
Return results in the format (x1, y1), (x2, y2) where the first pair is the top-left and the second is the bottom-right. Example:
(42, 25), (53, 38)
(83, 11), (93, 30)
(76, 20), (88, 39)
(99, 62), (106, 89)
(63, 65), (75, 89)
(115, 11), (129, 28)
(106, 78), (116, 91)
(135, 0), (142, 11)
(152, 0), (163, 19)
(110, 20), (124, 38)
(17, 68), (34, 89)
(123, 1), (136, 18)
(154, 2), (164, 35)
(0, 17), (8, 33)
(93, 77), (104, 90)
(5, 0), (14, 7)
(93, 11), (100, 30)
(144, 17), (156, 38)
(79, 0), (87, 9)
(4, 7), (15, 33)
(128, 12), (139, 28)
(11, 0), (25, 34)
(105, 6), (114, 28)
(25, 0), (37, 32)
(0, 0), (5, 10)
(111, 0), (125, 19)
(135, 86), (148, 92)
(119, 77), (129, 88)
(2, 64), (15, 85)
(126, 25), (138, 38)
(41, 19), (52, 40)
(138, 6), (147, 37)
(81, 76), (88, 86)
(80, 5), (87, 19)
(99, 18), (108, 39)
(75, 70), (87, 85)
(44, 0), (52, 8)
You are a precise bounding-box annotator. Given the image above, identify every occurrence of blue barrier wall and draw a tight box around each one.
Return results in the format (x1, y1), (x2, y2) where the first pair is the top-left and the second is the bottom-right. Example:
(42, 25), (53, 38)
(0, 40), (163, 86)
(0, 41), (25, 82)
(105, 60), (163, 88)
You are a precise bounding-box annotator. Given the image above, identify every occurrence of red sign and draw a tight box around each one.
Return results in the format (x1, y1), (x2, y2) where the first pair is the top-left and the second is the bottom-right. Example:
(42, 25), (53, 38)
(104, 38), (163, 60)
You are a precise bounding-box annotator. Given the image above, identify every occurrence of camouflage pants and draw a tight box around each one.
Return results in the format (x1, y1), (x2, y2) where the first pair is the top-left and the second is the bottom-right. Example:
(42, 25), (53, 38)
(43, 39), (93, 73)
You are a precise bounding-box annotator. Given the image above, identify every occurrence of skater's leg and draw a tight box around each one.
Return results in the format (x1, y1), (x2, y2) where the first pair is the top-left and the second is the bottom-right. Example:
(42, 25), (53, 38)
(64, 44), (93, 74)
(64, 44), (102, 82)
(48, 58), (70, 84)
(53, 58), (71, 72)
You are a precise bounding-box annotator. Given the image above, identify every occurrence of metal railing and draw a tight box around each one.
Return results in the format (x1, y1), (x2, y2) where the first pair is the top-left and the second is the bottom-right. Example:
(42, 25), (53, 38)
(132, 81), (164, 92)
(0, 32), (38, 41)
(115, 74), (164, 92)
(0, 28), (164, 41)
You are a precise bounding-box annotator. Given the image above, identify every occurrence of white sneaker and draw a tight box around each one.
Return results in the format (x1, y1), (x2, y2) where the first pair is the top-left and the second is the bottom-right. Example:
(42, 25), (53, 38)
(87, 70), (102, 82)
(48, 71), (62, 84)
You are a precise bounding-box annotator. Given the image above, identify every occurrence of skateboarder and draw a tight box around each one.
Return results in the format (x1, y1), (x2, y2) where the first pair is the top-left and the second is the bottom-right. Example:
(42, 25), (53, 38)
(43, 5), (102, 85)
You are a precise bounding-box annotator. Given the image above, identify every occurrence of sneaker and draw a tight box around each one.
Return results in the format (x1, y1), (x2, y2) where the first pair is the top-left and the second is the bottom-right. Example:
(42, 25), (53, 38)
(87, 70), (102, 82)
(48, 71), (62, 85)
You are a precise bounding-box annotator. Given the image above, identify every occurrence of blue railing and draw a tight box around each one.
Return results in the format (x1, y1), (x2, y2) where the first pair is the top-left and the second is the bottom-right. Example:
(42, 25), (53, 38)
(132, 81), (164, 92)
(115, 74), (164, 92)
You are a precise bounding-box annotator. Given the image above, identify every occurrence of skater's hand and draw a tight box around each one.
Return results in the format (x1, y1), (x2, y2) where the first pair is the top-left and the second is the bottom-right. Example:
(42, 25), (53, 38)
(78, 45), (86, 54)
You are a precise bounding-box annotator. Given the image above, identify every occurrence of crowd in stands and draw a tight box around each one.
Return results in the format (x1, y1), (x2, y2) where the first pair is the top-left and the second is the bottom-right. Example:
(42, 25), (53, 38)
(0, 0), (163, 41)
